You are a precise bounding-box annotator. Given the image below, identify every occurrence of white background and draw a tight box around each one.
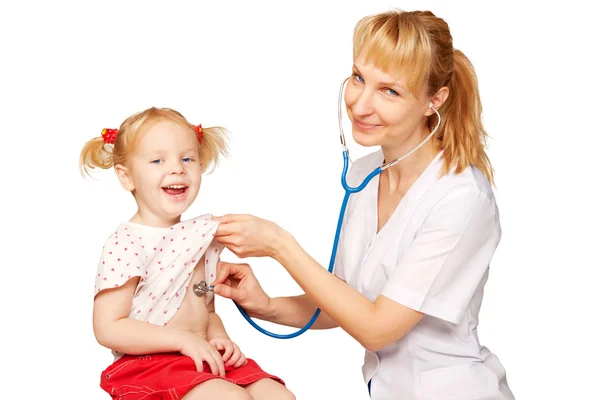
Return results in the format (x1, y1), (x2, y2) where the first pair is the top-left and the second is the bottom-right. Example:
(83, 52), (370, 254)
(1, 0), (599, 399)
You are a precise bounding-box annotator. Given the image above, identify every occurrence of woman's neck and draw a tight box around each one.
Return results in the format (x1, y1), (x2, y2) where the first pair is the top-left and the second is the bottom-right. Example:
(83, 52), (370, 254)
(380, 136), (439, 193)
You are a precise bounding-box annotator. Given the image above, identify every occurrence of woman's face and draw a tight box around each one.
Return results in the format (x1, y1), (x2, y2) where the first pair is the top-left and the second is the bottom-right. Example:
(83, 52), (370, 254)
(344, 54), (433, 155)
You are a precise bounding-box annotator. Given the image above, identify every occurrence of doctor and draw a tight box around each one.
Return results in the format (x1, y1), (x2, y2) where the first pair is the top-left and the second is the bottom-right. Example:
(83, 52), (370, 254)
(213, 9), (515, 400)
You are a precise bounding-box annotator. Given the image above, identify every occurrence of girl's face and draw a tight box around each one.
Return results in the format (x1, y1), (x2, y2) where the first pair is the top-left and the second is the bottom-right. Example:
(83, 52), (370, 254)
(116, 119), (202, 227)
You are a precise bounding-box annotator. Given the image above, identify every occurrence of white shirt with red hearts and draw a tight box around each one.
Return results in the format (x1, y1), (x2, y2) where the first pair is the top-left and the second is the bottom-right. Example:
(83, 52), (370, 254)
(93, 214), (223, 328)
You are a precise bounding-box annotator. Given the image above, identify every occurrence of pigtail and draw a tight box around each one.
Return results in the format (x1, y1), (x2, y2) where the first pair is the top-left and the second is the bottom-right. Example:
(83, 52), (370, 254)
(79, 136), (114, 176)
(199, 126), (229, 174)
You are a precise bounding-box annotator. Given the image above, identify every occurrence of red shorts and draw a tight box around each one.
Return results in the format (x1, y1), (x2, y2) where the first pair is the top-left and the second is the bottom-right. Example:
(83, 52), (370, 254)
(100, 353), (284, 399)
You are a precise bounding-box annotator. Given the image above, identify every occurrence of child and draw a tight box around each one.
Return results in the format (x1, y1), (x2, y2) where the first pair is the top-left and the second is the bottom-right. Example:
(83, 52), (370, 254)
(80, 107), (294, 400)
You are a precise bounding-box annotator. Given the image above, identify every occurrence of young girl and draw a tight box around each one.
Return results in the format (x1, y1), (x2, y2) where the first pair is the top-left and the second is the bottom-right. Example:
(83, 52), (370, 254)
(80, 107), (294, 400)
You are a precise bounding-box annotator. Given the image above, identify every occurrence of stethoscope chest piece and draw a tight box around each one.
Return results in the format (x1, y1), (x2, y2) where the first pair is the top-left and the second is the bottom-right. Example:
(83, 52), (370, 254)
(192, 281), (212, 297)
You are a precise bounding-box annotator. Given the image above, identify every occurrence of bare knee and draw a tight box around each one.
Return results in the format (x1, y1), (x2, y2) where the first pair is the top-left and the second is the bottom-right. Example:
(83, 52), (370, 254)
(245, 379), (295, 400)
(182, 379), (254, 400)
(280, 389), (296, 400)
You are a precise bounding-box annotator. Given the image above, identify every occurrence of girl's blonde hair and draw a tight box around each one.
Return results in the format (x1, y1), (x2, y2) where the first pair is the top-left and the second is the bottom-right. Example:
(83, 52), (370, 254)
(80, 107), (228, 176)
(353, 10), (494, 183)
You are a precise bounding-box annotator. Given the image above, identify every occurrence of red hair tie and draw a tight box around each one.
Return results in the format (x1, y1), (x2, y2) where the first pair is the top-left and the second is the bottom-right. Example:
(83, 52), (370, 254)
(101, 128), (118, 144)
(101, 125), (203, 145)
(194, 124), (203, 144)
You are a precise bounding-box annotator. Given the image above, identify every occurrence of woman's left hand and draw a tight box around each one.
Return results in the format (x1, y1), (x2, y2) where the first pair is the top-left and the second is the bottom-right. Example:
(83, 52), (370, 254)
(213, 214), (291, 259)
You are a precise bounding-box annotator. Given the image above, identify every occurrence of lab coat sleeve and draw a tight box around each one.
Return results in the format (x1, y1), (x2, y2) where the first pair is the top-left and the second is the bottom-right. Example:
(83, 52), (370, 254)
(380, 188), (501, 324)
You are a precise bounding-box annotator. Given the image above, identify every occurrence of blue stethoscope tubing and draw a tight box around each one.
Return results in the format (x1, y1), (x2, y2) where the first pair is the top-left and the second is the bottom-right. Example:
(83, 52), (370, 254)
(233, 151), (383, 339)
(232, 77), (442, 338)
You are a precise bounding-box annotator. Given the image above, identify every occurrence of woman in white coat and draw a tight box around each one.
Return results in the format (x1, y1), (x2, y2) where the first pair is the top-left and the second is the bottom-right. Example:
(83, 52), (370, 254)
(213, 9), (515, 400)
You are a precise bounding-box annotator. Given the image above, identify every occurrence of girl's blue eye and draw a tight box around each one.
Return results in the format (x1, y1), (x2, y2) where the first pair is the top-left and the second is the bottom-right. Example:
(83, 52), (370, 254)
(151, 159), (161, 164)
(385, 88), (399, 96)
(353, 74), (364, 83)
(182, 157), (192, 163)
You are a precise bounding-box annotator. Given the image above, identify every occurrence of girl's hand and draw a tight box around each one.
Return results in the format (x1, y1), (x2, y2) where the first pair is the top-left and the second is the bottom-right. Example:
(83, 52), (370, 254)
(178, 331), (226, 376)
(209, 337), (247, 368)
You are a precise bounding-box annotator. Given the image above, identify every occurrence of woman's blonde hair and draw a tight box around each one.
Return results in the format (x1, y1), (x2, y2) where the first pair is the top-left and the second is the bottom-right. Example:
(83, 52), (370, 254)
(80, 107), (228, 176)
(353, 10), (494, 183)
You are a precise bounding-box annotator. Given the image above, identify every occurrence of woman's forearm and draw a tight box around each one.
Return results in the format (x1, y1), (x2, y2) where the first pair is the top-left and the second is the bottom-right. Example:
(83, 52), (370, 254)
(258, 294), (339, 329)
(273, 234), (389, 350)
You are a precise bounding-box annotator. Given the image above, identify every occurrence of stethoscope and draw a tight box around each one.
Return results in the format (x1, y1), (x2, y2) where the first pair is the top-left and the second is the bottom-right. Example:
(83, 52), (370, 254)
(233, 77), (442, 338)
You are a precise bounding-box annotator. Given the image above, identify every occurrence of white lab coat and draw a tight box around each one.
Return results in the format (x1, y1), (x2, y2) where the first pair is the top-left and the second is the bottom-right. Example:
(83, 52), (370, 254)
(334, 150), (515, 400)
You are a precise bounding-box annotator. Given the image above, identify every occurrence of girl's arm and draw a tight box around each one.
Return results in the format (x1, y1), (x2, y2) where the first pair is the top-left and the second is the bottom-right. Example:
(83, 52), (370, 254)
(93, 278), (188, 354)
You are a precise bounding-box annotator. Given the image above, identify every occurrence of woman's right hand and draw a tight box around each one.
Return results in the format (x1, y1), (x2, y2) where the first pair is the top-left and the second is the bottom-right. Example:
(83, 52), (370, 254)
(177, 331), (225, 377)
(212, 261), (272, 319)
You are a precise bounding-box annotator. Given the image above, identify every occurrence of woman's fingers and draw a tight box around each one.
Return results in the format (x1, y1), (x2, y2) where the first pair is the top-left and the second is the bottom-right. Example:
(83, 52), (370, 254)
(214, 221), (241, 237)
(214, 262), (247, 284)
(213, 282), (241, 300)
(212, 214), (253, 224)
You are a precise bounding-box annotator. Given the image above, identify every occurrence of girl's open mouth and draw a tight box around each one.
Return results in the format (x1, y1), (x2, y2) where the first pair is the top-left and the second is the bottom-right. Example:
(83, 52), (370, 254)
(162, 185), (188, 198)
